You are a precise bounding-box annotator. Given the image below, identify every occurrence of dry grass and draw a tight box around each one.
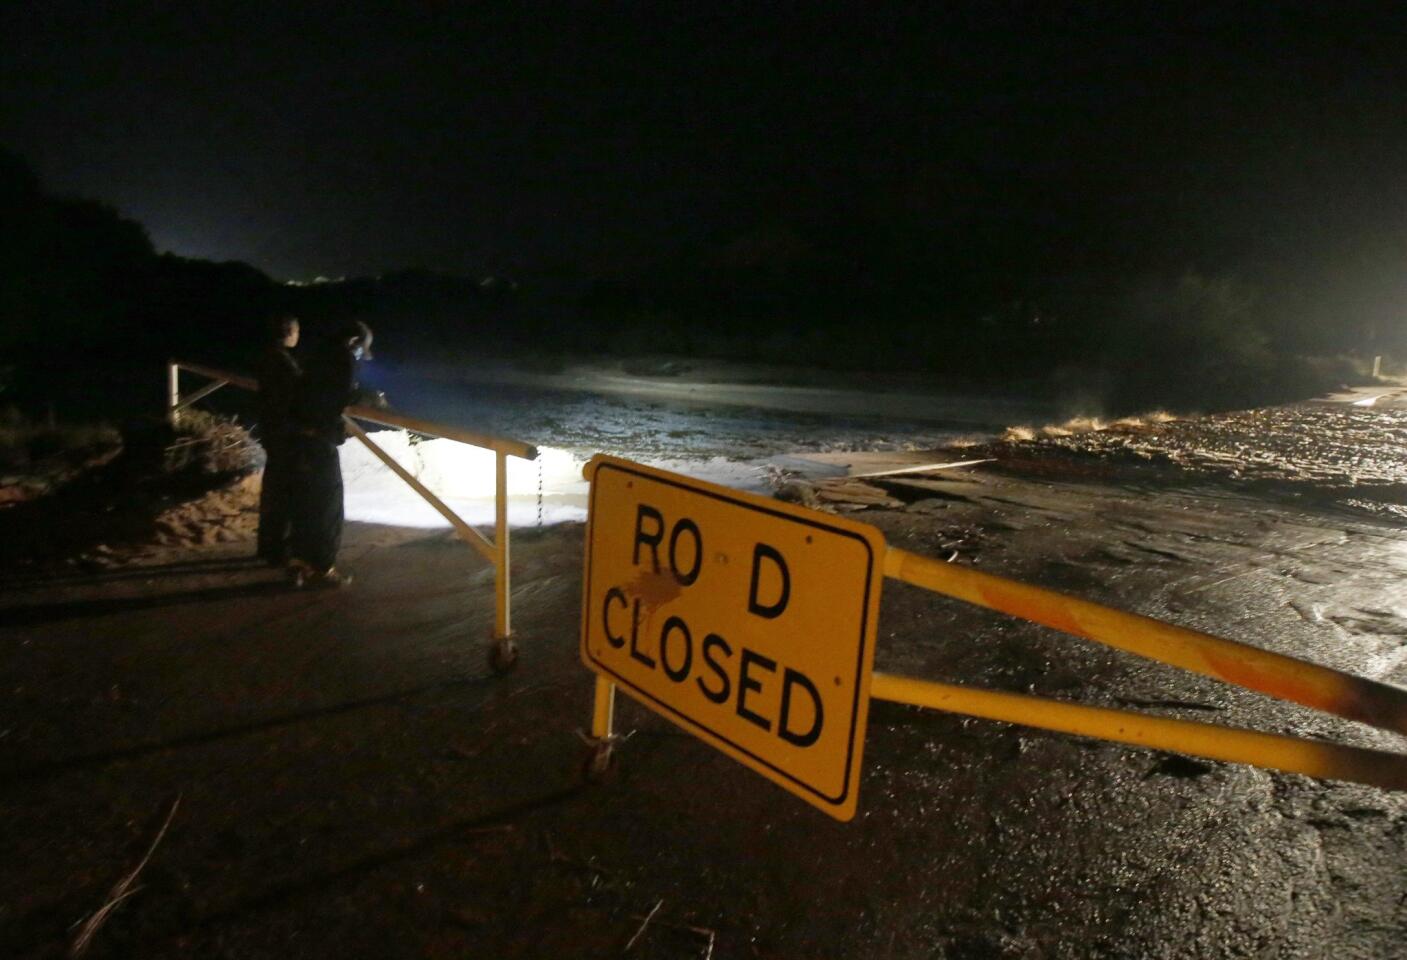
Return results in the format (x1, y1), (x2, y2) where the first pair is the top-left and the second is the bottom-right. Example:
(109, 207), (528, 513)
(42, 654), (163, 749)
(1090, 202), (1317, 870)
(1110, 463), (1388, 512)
(164, 409), (260, 477)
(68, 795), (181, 957)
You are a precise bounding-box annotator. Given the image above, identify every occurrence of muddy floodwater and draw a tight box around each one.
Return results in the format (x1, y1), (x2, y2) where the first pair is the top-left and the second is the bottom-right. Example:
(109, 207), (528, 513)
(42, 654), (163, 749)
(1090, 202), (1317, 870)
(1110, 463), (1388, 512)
(366, 358), (1064, 459)
(1, 372), (1404, 958)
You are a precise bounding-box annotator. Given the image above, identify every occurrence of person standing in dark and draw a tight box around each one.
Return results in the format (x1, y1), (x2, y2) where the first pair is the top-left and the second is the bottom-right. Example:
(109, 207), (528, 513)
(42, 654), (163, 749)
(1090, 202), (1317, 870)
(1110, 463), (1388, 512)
(255, 314), (301, 565)
(286, 320), (376, 588)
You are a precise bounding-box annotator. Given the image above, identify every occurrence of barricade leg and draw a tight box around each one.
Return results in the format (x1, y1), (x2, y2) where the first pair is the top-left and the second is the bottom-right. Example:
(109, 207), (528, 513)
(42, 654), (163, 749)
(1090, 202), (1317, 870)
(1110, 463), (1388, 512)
(489, 449), (519, 673)
(585, 675), (617, 780)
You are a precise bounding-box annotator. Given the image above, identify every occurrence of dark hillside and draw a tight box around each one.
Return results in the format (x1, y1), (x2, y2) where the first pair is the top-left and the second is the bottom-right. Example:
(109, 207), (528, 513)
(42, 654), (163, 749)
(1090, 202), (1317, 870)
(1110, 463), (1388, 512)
(1, 144), (1397, 421)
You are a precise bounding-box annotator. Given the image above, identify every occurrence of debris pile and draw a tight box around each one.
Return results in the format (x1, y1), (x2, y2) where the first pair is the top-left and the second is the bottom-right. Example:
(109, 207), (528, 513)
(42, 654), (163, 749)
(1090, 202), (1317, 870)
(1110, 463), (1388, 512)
(152, 472), (261, 548)
(982, 401), (1407, 518)
(163, 409), (262, 478)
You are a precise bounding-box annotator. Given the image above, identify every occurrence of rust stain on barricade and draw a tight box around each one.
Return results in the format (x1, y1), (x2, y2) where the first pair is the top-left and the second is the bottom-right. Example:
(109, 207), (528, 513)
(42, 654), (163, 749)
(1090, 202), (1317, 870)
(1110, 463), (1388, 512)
(1202, 648), (1407, 735)
(981, 584), (1087, 640)
(1201, 649), (1335, 715)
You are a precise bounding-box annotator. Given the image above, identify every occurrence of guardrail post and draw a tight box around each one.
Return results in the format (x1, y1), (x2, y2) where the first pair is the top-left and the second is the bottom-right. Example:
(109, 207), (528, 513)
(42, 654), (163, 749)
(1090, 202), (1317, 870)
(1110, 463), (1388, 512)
(166, 361), (180, 427)
(489, 449), (518, 672)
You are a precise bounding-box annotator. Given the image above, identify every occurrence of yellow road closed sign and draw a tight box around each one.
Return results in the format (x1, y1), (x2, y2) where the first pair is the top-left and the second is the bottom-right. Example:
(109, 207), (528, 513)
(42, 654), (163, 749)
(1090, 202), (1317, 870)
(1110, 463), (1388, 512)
(581, 455), (885, 821)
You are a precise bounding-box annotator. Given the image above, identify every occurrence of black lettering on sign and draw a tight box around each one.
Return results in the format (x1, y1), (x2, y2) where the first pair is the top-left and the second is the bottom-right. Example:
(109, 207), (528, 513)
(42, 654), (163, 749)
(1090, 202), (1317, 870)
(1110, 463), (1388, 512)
(628, 597), (654, 667)
(747, 543), (790, 619)
(737, 648), (777, 731)
(697, 633), (732, 703)
(668, 518), (702, 586)
(603, 587), (628, 648)
(633, 504), (664, 571)
(659, 616), (693, 682)
(778, 668), (824, 747)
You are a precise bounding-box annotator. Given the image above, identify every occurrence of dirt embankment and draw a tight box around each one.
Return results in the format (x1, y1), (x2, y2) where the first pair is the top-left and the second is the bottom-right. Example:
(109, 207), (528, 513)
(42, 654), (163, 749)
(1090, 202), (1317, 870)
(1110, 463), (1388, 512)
(0, 415), (264, 577)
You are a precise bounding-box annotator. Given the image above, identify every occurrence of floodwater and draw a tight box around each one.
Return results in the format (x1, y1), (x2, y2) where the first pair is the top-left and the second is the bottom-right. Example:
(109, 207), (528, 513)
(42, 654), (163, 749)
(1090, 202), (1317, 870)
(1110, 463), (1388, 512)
(342, 359), (1065, 527)
(344, 359), (1407, 532)
(367, 358), (1063, 458)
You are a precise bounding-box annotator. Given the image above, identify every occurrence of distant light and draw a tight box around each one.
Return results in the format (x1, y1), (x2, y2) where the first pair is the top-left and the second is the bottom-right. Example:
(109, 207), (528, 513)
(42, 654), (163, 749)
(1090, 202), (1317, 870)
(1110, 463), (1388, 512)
(283, 275), (347, 287)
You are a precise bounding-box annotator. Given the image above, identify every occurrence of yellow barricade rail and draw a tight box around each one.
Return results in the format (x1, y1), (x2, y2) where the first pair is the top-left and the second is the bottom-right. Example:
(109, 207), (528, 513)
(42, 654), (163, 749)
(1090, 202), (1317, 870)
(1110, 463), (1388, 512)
(167, 359), (537, 670)
(876, 547), (1407, 791)
(883, 547), (1407, 738)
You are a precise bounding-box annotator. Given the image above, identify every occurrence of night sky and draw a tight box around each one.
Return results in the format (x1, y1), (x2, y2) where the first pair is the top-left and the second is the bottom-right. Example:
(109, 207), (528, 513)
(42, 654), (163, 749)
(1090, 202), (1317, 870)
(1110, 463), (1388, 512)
(3, 3), (1406, 283)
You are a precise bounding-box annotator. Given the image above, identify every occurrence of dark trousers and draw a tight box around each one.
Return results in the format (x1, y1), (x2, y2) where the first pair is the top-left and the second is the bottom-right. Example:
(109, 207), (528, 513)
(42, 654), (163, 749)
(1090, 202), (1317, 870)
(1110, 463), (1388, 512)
(256, 438), (295, 561)
(289, 437), (344, 572)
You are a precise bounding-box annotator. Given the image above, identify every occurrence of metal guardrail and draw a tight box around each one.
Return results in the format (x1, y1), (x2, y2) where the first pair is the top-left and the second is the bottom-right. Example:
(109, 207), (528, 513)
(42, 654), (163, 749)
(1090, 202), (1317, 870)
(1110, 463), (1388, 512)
(167, 359), (537, 671)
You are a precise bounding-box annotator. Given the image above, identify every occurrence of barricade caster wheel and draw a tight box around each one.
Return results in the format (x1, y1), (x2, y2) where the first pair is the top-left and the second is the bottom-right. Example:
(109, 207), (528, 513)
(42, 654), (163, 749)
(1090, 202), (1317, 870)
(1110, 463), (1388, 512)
(489, 639), (519, 675)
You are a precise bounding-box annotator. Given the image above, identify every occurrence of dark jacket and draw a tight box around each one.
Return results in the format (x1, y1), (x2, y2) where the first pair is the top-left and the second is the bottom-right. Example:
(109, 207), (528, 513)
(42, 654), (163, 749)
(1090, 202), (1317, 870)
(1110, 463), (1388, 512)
(292, 344), (359, 445)
(256, 345), (301, 442)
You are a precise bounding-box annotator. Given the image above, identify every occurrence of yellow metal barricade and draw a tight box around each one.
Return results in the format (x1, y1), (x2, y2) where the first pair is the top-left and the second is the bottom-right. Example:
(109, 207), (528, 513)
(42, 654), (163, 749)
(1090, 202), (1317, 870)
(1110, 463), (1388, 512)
(581, 457), (1407, 803)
